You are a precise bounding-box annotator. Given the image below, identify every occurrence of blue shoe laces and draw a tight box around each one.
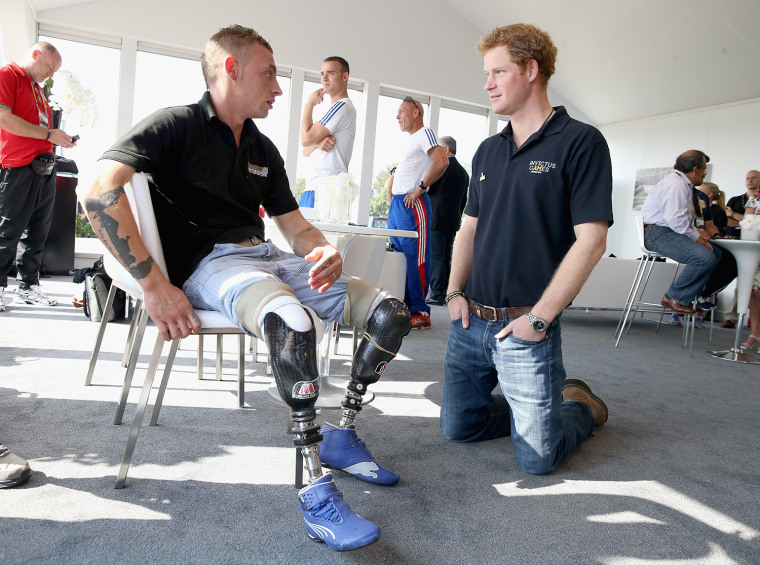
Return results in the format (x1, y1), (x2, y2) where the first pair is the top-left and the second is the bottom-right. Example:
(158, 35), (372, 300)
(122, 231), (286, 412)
(310, 496), (342, 523)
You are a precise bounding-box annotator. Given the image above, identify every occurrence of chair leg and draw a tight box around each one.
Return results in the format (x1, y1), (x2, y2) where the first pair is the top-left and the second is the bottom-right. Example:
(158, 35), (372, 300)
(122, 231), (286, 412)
(197, 334), (204, 380)
(150, 339), (180, 426)
(122, 298), (143, 367)
(216, 335), (223, 380)
(237, 334), (245, 408)
(115, 336), (165, 489)
(615, 257), (648, 346)
(114, 310), (149, 425)
(84, 284), (119, 386)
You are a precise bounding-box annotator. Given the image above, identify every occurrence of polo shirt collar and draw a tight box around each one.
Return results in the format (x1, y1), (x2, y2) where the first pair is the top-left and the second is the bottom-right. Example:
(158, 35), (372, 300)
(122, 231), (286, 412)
(499, 105), (570, 145)
(198, 90), (260, 144)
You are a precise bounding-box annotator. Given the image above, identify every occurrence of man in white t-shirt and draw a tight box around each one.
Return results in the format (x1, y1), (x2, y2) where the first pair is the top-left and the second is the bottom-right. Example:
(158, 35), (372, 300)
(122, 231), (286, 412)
(386, 96), (448, 329)
(299, 56), (356, 208)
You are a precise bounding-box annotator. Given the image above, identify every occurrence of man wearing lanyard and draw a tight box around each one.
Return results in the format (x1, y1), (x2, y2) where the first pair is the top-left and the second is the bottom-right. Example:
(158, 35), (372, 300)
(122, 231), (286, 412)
(0, 41), (77, 311)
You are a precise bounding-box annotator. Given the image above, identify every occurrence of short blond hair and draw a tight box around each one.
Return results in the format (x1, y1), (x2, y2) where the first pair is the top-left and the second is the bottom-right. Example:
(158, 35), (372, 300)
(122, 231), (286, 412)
(477, 24), (557, 85)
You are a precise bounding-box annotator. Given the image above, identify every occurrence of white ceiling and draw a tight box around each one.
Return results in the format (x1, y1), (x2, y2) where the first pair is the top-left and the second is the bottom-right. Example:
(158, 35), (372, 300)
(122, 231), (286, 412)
(30, 0), (760, 125)
(443, 0), (760, 124)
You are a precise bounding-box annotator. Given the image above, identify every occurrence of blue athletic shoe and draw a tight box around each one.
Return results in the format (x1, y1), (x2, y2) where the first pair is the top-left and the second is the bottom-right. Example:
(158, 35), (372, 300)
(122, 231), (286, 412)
(319, 423), (399, 485)
(298, 473), (380, 551)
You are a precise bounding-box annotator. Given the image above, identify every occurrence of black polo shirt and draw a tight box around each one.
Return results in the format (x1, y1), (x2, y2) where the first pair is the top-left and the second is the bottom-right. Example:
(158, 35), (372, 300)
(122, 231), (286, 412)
(464, 106), (613, 308)
(101, 92), (298, 285)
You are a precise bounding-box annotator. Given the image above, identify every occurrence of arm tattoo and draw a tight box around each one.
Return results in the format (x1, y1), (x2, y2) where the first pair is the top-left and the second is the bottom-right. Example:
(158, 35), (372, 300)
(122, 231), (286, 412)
(83, 185), (155, 280)
(0, 104), (10, 112)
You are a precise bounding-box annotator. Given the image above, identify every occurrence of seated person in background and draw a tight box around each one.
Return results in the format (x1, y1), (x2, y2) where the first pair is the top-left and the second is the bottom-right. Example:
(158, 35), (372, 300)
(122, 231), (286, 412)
(700, 182), (727, 237)
(82, 25), (411, 552)
(725, 169), (760, 238)
(641, 150), (736, 314)
(671, 180), (723, 326)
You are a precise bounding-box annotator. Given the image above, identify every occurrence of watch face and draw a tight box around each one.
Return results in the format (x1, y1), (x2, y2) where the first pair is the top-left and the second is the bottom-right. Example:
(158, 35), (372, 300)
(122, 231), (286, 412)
(528, 311), (547, 332)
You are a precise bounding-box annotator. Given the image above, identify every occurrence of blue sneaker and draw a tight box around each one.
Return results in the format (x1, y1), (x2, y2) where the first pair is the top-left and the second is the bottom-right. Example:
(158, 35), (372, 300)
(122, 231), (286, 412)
(319, 422), (399, 485)
(298, 473), (380, 551)
(696, 295), (717, 311)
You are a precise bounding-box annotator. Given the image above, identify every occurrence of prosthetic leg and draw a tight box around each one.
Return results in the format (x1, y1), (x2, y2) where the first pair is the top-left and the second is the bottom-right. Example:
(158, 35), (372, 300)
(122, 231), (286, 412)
(320, 280), (412, 485)
(238, 282), (380, 550)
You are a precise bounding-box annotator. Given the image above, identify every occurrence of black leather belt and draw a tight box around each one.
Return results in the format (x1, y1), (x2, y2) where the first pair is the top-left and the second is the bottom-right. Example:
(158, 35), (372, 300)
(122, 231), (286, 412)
(467, 298), (531, 322)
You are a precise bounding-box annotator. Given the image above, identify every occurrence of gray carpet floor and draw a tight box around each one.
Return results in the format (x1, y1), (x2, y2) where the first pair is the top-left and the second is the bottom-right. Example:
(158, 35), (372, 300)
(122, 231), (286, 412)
(1, 276), (759, 565)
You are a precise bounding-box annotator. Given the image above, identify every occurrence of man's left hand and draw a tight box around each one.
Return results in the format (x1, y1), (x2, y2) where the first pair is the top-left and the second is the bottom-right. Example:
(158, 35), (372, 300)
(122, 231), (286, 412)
(494, 315), (546, 340)
(306, 244), (343, 293)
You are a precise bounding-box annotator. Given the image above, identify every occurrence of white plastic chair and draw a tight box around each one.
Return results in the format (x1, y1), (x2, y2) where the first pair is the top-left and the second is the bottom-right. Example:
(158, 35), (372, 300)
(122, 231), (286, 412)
(329, 234), (388, 358)
(78, 173), (251, 488)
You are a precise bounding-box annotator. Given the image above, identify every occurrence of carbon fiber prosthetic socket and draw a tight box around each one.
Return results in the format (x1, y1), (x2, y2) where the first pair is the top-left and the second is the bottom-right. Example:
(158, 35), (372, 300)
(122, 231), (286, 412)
(262, 311), (324, 481)
(340, 298), (411, 427)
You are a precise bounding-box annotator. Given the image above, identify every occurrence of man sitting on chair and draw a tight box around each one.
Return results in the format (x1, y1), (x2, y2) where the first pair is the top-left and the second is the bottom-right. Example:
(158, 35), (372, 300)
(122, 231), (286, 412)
(641, 150), (736, 314)
(82, 25), (410, 552)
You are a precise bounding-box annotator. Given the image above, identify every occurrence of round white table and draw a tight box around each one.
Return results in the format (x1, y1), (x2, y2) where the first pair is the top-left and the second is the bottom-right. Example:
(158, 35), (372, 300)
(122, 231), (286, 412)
(707, 238), (760, 363)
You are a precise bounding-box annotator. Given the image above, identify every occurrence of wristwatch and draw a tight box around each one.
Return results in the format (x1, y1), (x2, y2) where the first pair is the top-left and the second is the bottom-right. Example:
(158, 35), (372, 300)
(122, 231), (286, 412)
(526, 310), (548, 333)
(418, 181), (429, 193)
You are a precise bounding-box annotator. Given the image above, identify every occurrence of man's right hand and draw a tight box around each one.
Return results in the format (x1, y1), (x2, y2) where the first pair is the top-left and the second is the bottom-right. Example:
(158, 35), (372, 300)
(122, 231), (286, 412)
(697, 230), (713, 251)
(306, 88), (325, 107)
(143, 278), (201, 341)
(447, 294), (470, 328)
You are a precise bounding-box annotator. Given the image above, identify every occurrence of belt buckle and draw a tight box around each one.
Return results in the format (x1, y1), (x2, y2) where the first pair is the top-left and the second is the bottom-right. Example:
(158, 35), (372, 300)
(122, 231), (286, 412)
(477, 304), (498, 321)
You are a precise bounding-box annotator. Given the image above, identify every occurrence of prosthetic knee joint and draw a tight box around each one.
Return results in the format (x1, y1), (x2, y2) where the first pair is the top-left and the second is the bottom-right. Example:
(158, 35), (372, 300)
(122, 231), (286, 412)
(340, 280), (411, 426)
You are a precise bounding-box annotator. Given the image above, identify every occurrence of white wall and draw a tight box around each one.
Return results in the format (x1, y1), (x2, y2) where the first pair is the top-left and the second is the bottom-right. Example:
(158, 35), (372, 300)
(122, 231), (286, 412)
(601, 97), (760, 260)
(0, 0), (38, 63)
(600, 98), (760, 318)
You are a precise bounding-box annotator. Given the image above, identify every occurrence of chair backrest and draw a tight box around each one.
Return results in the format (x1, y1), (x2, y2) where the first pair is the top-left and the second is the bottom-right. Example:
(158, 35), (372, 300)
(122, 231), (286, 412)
(103, 173), (170, 296)
(338, 234), (387, 285)
(635, 214), (661, 256)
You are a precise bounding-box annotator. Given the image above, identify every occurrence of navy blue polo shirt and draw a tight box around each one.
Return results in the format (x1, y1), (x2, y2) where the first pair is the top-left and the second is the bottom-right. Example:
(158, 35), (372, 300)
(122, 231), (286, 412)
(464, 106), (613, 307)
(101, 92), (298, 286)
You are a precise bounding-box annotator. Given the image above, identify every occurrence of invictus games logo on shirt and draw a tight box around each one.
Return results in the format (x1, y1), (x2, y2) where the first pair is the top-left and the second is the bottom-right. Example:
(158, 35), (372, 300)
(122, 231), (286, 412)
(528, 160), (556, 174)
(248, 163), (269, 177)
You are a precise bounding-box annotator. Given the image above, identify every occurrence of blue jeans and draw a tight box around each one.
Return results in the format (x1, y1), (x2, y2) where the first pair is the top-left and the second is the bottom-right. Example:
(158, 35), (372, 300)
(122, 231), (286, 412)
(643, 225), (719, 305)
(440, 314), (594, 475)
(182, 242), (349, 334)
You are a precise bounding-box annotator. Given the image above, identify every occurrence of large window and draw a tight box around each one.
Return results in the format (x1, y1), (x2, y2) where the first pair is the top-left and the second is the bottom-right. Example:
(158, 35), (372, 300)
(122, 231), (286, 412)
(38, 35), (120, 186)
(372, 94), (430, 181)
(437, 106), (488, 174)
(132, 51), (206, 125)
(252, 74), (291, 159)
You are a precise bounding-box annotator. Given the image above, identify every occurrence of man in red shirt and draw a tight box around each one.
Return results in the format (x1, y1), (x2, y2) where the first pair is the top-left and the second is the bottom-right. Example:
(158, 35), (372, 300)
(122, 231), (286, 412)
(0, 41), (76, 312)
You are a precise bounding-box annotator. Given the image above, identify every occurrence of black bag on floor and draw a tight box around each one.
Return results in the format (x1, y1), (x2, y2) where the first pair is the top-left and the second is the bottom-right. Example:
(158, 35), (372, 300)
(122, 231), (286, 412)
(71, 258), (127, 323)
